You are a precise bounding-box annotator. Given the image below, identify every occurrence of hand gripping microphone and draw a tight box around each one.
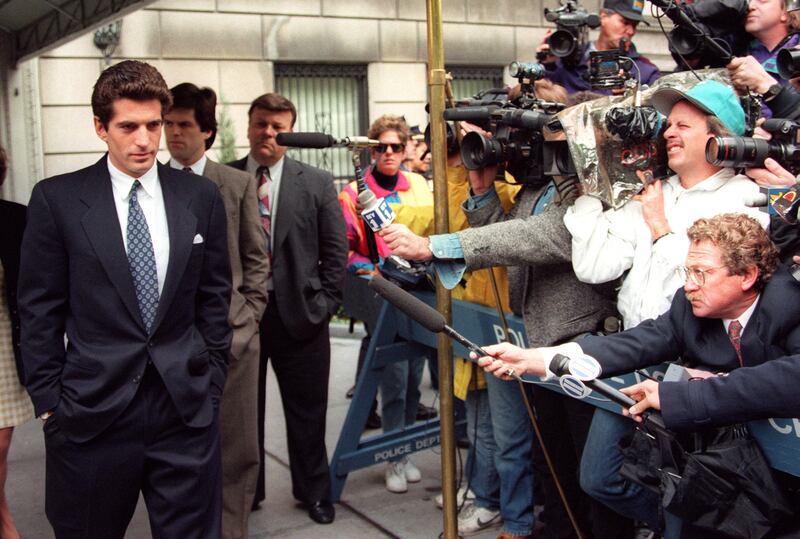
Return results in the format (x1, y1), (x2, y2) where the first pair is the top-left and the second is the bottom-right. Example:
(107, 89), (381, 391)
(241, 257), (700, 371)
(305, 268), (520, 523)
(276, 132), (380, 149)
(369, 275), (524, 382)
(357, 189), (395, 232)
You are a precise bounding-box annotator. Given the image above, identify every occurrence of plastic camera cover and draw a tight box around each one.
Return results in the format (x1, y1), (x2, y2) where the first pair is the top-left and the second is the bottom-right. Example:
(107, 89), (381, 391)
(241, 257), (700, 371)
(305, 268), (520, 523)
(557, 68), (731, 209)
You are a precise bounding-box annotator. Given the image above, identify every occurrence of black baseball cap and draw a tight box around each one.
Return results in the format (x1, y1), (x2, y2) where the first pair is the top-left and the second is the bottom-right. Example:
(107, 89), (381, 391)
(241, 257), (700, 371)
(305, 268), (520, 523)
(603, 0), (649, 24)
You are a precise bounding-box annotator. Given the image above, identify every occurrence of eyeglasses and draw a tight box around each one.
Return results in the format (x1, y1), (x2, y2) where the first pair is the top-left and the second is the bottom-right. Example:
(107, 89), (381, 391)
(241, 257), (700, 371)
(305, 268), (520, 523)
(675, 265), (727, 286)
(376, 143), (404, 154)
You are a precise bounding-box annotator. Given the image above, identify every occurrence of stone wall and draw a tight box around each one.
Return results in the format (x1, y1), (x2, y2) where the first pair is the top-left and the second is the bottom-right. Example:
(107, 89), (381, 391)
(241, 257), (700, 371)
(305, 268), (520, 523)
(21, 0), (671, 191)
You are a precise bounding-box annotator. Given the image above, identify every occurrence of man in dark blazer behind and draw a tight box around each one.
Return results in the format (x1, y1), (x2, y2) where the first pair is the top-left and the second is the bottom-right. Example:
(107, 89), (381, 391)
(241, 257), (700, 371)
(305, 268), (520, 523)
(227, 93), (346, 524)
(19, 60), (232, 538)
(165, 82), (269, 539)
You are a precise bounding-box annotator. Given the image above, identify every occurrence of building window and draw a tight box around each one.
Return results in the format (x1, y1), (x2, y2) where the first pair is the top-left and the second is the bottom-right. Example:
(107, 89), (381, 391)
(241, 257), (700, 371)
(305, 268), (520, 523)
(275, 63), (369, 188)
(446, 66), (505, 101)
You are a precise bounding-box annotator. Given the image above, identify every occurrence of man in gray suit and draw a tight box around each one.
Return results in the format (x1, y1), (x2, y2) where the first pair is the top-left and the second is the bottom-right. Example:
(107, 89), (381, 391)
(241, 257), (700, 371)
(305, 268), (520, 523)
(165, 82), (269, 539)
(380, 120), (626, 538)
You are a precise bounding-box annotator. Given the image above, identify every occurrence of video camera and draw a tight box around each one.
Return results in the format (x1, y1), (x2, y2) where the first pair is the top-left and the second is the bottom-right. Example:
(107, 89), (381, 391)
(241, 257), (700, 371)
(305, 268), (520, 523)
(706, 118), (800, 173)
(440, 62), (575, 185)
(588, 39), (634, 90)
(538, 0), (601, 66)
(650, 0), (750, 69)
(442, 106), (575, 185)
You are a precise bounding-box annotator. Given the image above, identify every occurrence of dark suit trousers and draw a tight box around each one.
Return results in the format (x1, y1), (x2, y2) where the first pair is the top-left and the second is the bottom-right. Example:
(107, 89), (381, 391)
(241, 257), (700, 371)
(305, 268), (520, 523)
(255, 296), (332, 505)
(44, 364), (222, 539)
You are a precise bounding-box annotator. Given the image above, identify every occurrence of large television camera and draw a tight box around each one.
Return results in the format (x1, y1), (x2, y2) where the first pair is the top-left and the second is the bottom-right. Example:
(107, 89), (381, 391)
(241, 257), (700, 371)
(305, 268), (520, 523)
(538, 0), (601, 66)
(652, 0), (750, 69)
(706, 118), (800, 173)
(441, 62), (575, 185)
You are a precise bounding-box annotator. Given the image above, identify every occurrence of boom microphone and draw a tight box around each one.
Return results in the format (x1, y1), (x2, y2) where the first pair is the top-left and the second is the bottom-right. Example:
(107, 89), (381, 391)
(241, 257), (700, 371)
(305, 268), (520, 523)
(276, 132), (380, 149)
(368, 275), (524, 382)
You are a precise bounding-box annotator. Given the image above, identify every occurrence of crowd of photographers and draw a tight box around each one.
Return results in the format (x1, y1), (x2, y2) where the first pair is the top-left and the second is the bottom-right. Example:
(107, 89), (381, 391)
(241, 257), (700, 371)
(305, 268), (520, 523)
(374, 0), (800, 537)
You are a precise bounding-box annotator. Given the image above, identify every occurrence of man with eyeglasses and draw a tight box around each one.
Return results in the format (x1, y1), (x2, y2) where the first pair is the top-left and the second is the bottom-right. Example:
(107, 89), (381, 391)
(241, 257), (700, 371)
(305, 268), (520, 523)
(337, 115), (434, 494)
(479, 213), (800, 538)
(560, 81), (770, 535)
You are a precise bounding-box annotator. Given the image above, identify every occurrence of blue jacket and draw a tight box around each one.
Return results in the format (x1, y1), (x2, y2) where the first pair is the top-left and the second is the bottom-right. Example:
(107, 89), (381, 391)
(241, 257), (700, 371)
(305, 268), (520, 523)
(545, 41), (661, 94)
(579, 268), (800, 431)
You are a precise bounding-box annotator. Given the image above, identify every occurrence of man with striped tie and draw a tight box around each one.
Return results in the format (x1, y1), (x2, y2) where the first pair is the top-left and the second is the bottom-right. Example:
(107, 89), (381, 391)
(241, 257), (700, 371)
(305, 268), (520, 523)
(227, 93), (347, 524)
(18, 60), (233, 538)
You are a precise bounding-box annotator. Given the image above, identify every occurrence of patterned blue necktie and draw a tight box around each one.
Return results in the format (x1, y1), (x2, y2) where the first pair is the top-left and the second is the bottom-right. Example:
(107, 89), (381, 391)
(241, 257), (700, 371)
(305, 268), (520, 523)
(127, 180), (160, 332)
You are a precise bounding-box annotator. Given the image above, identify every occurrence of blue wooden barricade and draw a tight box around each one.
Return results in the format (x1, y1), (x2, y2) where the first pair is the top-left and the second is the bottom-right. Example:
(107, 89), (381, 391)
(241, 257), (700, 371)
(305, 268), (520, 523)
(330, 276), (800, 501)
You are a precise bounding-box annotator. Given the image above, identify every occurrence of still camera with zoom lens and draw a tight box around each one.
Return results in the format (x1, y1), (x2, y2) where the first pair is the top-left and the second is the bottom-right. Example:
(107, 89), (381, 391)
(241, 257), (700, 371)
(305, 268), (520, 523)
(706, 118), (800, 173)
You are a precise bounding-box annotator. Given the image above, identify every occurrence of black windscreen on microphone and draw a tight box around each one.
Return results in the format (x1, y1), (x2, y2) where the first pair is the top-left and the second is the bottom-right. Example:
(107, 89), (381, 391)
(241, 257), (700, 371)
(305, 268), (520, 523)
(275, 132), (337, 148)
(369, 275), (445, 333)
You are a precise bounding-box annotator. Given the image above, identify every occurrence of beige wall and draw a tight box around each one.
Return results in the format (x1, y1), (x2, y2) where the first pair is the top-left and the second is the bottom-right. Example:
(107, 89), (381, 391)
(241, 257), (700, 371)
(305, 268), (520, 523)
(15, 0), (671, 194)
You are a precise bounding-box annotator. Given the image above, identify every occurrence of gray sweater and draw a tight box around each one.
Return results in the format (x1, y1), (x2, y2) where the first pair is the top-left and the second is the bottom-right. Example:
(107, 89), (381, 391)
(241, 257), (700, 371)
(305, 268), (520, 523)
(457, 184), (617, 347)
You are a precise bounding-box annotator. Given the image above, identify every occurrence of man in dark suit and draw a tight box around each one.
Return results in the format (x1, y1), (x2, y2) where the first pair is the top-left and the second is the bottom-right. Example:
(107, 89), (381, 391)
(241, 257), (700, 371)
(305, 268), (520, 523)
(165, 82), (269, 539)
(227, 93), (347, 524)
(479, 213), (800, 536)
(19, 60), (232, 538)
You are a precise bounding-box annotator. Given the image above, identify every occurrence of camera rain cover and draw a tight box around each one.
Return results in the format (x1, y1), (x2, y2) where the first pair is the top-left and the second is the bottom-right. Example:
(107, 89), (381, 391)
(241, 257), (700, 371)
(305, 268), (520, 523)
(557, 69), (730, 209)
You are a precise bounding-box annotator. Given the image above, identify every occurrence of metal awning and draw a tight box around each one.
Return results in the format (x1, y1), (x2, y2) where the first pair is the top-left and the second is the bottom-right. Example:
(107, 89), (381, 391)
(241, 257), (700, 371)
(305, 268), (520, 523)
(0, 0), (155, 64)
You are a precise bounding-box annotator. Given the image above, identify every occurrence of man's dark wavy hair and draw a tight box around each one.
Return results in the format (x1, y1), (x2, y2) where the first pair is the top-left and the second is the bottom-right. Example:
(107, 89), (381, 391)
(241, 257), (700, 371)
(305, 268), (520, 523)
(91, 60), (172, 128)
(170, 83), (218, 149)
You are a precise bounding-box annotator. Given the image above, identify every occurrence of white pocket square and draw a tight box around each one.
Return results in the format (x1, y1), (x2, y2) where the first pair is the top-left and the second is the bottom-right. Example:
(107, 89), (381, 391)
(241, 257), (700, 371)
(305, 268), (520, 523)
(193, 234), (204, 244)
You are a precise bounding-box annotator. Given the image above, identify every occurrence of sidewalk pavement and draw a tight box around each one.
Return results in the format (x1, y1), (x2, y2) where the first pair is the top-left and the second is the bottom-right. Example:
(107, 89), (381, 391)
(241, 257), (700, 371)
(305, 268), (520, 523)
(7, 324), (500, 539)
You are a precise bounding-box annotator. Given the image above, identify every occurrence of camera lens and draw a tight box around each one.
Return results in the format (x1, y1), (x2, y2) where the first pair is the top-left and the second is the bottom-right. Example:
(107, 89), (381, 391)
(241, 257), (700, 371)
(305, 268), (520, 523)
(777, 49), (800, 80)
(706, 136), (772, 168)
(548, 30), (577, 58)
(461, 132), (503, 170)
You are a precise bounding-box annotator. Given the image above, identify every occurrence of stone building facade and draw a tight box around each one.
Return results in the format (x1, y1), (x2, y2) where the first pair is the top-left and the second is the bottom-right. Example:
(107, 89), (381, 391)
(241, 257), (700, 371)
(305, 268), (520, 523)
(1, 0), (671, 201)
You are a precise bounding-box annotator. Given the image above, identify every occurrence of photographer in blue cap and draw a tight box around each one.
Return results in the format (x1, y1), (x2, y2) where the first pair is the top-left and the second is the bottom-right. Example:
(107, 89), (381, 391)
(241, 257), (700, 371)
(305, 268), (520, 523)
(538, 0), (661, 93)
(560, 79), (771, 537)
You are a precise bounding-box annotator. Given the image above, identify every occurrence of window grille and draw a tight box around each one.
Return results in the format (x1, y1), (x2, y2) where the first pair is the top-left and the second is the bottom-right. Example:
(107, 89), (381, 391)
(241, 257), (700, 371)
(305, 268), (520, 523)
(275, 64), (369, 189)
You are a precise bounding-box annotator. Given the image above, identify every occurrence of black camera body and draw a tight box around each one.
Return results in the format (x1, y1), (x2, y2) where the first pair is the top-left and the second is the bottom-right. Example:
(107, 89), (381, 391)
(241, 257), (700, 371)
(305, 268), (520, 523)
(539, 0), (601, 65)
(446, 108), (575, 185)
(706, 118), (800, 173)
(587, 42), (634, 90)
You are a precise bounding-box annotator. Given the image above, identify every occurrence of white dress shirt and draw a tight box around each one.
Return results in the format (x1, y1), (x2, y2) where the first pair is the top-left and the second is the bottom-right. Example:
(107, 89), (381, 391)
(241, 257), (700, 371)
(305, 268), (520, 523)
(169, 154), (207, 175)
(108, 159), (170, 295)
(564, 169), (769, 329)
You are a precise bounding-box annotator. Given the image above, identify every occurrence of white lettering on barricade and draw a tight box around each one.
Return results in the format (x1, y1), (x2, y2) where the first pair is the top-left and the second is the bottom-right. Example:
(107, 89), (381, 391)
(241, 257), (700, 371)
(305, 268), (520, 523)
(373, 443), (413, 463)
(769, 418), (800, 438)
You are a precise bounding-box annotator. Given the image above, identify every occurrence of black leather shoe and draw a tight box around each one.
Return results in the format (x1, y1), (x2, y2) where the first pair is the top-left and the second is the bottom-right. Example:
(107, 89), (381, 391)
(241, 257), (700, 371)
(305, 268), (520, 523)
(416, 403), (438, 420)
(345, 385), (355, 399)
(308, 500), (335, 524)
(366, 410), (382, 429)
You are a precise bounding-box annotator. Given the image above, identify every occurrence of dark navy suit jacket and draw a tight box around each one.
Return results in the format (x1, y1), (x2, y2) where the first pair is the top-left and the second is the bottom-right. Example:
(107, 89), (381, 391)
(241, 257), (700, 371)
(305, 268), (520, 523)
(19, 156), (232, 443)
(580, 269), (800, 430)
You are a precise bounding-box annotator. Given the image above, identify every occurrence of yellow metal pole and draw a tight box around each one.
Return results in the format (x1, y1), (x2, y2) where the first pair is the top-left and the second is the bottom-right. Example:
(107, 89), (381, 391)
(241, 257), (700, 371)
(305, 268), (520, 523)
(425, 2), (457, 538)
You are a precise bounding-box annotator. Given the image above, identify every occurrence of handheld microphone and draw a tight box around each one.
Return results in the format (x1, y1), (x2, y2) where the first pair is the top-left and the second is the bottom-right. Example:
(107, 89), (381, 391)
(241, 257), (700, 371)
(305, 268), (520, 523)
(276, 132), (380, 149)
(368, 275), (523, 382)
(550, 354), (667, 431)
(357, 189), (395, 232)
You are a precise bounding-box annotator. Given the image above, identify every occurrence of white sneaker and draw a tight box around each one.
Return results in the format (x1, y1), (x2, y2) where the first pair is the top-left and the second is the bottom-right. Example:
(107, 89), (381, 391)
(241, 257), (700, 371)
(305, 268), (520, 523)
(403, 457), (421, 483)
(457, 503), (502, 536)
(385, 461), (407, 493)
(434, 486), (476, 509)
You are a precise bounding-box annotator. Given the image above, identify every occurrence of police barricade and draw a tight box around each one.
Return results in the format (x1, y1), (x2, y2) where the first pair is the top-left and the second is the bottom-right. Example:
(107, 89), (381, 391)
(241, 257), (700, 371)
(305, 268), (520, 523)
(329, 275), (800, 501)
